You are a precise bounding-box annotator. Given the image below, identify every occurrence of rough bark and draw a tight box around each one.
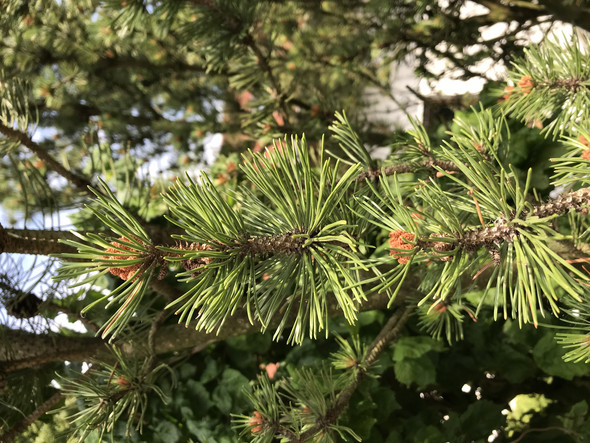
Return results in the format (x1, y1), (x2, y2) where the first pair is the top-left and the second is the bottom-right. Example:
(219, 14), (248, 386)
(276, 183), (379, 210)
(0, 121), (93, 194)
(0, 226), (78, 255)
(0, 289), (399, 372)
(0, 328), (105, 372)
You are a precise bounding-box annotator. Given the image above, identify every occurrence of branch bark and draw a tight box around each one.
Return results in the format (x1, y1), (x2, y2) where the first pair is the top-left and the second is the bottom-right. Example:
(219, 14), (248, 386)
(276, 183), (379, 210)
(0, 226), (78, 255)
(0, 122), (93, 195)
(0, 391), (63, 443)
(0, 287), (400, 372)
(0, 327), (105, 372)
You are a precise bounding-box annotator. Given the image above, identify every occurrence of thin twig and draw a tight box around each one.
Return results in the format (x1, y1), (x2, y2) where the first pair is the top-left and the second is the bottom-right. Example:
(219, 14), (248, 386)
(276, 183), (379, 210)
(511, 426), (580, 443)
(146, 310), (169, 371)
(149, 278), (183, 302)
(0, 122), (93, 195)
(243, 35), (292, 127)
(46, 301), (100, 333)
(0, 391), (63, 443)
(355, 159), (460, 182)
(292, 306), (413, 442)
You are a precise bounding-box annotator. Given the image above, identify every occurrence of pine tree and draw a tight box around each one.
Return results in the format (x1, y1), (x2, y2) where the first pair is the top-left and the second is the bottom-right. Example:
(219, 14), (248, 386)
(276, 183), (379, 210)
(2, 1), (590, 442)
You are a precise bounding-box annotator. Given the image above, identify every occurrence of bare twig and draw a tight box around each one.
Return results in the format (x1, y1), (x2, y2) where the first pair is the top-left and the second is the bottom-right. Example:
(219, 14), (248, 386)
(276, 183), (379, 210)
(0, 391), (63, 443)
(0, 122), (93, 195)
(511, 426), (581, 443)
(355, 159), (460, 182)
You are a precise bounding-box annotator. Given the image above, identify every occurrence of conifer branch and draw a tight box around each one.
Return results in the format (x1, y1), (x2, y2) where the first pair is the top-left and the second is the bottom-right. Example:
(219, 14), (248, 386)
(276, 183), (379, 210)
(0, 225), (78, 255)
(0, 391), (63, 443)
(0, 328), (104, 372)
(0, 289), (398, 373)
(0, 121), (93, 195)
(0, 278), (100, 332)
(355, 159), (460, 182)
(532, 187), (590, 217)
(238, 231), (306, 256)
(242, 34), (292, 126)
(292, 306), (413, 442)
(404, 186), (590, 260)
(0, 125), (172, 246)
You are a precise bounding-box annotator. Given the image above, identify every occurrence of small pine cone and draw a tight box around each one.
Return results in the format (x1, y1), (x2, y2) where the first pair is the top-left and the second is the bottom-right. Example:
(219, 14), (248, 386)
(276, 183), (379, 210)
(461, 222), (516, 251)
(499, 85), (514, 103)
(249, 411), (264, 434)
(433, 302), (448, 313)
(389, 230), (415, 264)
(104, 237), (143, 281)
(518, 76), (534, 94)
(179, 242), (213, 276)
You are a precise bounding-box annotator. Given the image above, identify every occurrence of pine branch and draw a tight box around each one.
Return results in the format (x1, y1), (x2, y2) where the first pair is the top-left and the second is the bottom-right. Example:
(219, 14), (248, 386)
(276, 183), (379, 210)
(0, 121), (93, 195)
(532, 187), (590, 217)
(355, 159), (460, 182)
(242, 34), (292, 126)
(403, 186), (590, 259)
(292, 306), (413, 442)
(0, 126), (175, 247)
(0, 286), (399, 373)
(0, 328), (104, 372)
(0, 391), (63, 443)
(0, 278), (100, 332)
(0, 226), (177, 258)
(238, 231), (306, 256)
(0, 225), (78, 255)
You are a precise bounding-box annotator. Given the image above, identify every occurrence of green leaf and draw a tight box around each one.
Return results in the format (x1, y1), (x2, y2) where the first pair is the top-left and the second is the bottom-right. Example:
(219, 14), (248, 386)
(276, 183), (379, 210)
(394, 355), (436, 388)
(393, 336), (444, 361)
(458, 400), (504, 438)
(412, 425), (445, 443)
(371, 388), (401, 422)
(494, 346), (536, 384)
(211, 369), (250, 414)
(154, 421), (181, 443)
(186, 380), (212, 413)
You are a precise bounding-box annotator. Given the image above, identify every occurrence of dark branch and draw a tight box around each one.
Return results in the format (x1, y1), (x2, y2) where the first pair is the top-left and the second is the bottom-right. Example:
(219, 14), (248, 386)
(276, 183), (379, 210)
(0, 391), (63, 443)
(0, 122), (93, 195)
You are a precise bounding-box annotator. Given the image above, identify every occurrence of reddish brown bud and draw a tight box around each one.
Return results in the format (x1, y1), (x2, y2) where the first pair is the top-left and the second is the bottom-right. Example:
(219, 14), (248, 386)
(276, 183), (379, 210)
(249, 411), (264, 433)
(518, 76), (534, 94)
(103, 237), (143, 281)
(115, 376), (131, 388)
(499, 85), (514, 103)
